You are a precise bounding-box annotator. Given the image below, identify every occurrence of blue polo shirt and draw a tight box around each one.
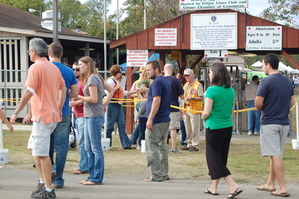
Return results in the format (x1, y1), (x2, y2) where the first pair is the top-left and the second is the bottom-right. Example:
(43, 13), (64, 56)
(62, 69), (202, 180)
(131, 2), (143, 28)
(146, 75), (171, 124)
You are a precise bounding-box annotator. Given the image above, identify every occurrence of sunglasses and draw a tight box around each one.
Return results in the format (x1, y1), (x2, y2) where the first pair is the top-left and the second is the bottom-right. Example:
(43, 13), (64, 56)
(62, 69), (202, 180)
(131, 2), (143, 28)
(117, 71), (122, 74)
(184, 75), (190, 77)
(73, 68), (80, 71)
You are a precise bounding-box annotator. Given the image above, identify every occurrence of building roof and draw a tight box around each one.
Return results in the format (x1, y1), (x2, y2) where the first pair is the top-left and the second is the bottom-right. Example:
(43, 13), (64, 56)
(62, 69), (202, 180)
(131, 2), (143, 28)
(109, 9), (299, 54)
(0, 4), (109, 43)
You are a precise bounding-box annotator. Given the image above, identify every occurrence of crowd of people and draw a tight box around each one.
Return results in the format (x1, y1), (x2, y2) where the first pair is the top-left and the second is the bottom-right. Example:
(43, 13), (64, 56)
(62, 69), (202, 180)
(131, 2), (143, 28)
(2, 37), (293, 198)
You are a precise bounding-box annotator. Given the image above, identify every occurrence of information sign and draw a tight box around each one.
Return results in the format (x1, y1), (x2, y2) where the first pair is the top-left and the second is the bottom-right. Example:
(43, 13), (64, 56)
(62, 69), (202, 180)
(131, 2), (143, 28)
(126, 50), (148, 67)
(191, 13), (237, 50)
(155, 28), (177, 46)
(246, 26), (282, 51)
(179, 0), (248, 10)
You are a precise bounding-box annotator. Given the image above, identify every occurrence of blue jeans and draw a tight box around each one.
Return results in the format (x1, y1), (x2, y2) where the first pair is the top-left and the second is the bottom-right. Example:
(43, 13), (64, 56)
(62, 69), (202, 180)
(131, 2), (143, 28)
(84, 116), (105, 183)
(106, 103), (132, 148)
(75, 117), (88, 172)
(50, 114), (70, 187)
(129, 123), (140, 145)
(246, 101), (261, 133)
(180, 120), (187, 146)
(138, 117), (147, 147)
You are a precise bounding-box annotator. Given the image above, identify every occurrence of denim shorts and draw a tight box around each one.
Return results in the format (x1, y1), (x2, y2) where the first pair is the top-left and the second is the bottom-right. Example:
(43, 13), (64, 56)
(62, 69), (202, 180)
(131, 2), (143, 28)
(28, 119), (57, 156)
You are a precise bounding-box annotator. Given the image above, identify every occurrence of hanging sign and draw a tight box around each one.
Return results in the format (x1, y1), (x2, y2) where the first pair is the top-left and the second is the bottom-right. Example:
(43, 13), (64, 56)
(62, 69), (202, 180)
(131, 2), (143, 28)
(246, 26), (282, 51)
(179, 0), (248, 10)
(155, 28), (177, 46)
(126, 50), (148, 67)
(191, 13), (237, 50)
(204, 50), (228, 58)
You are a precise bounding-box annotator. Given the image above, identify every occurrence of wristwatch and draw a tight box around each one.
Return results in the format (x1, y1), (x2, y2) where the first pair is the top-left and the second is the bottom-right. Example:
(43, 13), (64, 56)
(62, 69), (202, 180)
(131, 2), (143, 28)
(13, 110), (19, 116)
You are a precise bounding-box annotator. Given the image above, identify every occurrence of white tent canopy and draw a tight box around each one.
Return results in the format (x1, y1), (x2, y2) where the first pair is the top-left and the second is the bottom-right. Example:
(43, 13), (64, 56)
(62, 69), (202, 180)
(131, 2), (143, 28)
(251, 61), (262, 67)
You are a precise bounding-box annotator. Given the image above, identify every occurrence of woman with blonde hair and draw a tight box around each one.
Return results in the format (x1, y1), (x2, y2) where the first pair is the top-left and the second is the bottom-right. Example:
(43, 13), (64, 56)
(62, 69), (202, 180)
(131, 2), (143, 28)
(76, 56), (118, 185)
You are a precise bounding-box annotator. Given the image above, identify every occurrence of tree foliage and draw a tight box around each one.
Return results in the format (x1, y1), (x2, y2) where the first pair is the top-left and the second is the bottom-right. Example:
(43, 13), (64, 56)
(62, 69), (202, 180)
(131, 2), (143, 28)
(0, 0), (45, 16)
(118, 0), (183, 37)
(260, 0), (299, 27)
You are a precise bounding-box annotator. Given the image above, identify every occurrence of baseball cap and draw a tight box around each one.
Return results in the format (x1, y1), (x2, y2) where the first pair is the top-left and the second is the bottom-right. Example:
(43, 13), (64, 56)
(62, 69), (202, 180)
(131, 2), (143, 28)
(184, 69), (194, 75)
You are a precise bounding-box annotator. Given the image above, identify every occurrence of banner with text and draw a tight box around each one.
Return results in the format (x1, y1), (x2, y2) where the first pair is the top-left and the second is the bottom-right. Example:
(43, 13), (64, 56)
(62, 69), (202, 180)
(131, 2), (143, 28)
(126, 50), (148, 67)
(155, 28), (177, 46)
(191, 13), (237, 50)
(246, 26), (282, 51)
(180, 0), (248, 10)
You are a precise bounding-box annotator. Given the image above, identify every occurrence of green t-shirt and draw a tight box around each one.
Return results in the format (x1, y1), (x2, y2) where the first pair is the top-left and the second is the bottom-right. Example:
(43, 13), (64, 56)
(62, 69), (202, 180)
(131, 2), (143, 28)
(204, 85), (236, 130)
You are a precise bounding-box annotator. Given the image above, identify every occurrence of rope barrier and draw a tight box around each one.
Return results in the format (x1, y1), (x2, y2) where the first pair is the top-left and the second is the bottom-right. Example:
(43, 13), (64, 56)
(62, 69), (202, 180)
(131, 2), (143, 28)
(1, 97), (297, 121)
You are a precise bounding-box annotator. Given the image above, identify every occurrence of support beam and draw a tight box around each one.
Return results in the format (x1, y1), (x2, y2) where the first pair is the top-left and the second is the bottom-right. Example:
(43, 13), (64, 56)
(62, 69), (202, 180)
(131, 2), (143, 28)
(281, 50), (299, 70)
(125, 67), (134, 135)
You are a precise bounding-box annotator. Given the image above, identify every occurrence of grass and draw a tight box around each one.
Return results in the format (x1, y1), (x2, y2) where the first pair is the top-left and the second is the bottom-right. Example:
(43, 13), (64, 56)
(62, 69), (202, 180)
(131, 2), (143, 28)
(2, 130), (299, 184)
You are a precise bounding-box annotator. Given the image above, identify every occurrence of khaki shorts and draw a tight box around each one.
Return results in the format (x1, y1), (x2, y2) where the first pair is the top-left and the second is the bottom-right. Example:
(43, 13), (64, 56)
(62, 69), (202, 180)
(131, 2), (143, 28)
(169, 112), (180, 130)
(28, 119), (57, 156)
(260, 124), (289, 157)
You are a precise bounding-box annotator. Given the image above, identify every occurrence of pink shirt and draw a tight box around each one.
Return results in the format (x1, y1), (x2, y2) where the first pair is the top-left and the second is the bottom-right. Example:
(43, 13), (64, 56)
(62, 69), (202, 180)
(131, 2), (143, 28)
(25, 57), (65, 124)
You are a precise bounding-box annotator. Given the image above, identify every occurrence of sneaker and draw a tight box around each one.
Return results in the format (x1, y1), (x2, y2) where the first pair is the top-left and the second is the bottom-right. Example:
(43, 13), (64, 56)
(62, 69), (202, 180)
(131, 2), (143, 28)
(254, 132), (259, 135)
(188, 146), (199, 152)
(247, 132), (253, 136)
(31, 188), (56, 199)
(171, 148), (181, 154)
(31, 181), (44, 194)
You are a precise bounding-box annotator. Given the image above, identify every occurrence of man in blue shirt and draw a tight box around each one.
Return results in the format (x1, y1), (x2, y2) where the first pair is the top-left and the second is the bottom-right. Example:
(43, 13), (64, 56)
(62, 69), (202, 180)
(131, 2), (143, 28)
(48, 42), (78, 188)
(144, 61), (171, 182)
(164, 64), (184, 153)
(255, 53), (294, 197)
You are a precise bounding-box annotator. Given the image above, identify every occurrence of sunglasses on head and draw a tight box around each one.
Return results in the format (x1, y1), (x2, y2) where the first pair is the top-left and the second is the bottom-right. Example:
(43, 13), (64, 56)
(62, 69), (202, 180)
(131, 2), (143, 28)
(73, 68), (80, 71)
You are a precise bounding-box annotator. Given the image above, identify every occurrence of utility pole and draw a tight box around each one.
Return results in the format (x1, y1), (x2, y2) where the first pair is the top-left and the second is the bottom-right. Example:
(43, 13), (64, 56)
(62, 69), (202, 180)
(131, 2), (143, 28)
(53, 0), (58, 43)
(116, 0), (119, 65)
(104, 0), (107, 79)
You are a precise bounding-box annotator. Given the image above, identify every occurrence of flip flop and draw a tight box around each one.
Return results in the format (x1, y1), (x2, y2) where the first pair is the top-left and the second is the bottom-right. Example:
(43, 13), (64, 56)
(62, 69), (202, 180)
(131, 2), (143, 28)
(256, 185), (276, 192)
(228, 189), (243, 198)
(271, 190), (290, 197)
(83, 180), (103, 185)
(73, 169), (87, 175)
(204, 189), (219, 195)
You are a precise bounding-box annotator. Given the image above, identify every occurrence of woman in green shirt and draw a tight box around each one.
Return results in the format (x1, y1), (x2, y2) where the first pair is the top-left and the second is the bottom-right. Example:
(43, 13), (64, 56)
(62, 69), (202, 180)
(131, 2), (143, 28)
(202, 62), (242, 198)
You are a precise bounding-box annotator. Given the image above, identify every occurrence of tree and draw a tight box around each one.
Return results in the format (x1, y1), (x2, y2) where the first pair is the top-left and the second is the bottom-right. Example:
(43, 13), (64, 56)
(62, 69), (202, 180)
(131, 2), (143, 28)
(0, 0), (45, 16)
(260, 0), (299, 28)
(119, 0), (183, 37)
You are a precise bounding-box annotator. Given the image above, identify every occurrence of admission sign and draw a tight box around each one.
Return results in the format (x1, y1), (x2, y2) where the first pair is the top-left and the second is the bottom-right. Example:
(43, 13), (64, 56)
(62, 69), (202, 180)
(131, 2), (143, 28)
(179, 0), (248, 10)
(246, 26), (282, 51)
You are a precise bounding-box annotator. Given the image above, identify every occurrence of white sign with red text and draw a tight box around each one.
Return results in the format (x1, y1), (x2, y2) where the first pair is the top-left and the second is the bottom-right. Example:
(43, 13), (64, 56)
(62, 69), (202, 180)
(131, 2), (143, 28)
(126, 50), (148, 67)
(155, 28), (177, 46)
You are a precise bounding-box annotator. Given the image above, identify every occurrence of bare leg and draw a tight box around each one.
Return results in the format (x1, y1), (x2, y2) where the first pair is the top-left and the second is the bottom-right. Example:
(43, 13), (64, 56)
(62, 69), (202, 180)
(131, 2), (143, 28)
(271, 156), (288, 194)
(33, 156), (53, 189)
(223, 175), (240, 196)
(258, 157), (276, 191)
(207, 178), (220, 194)
(170, 129), (177, 150)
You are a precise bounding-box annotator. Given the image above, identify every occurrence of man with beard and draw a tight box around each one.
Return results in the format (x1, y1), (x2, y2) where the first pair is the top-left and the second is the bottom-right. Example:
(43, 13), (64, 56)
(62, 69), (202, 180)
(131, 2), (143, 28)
(144, 61), (171, 182)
